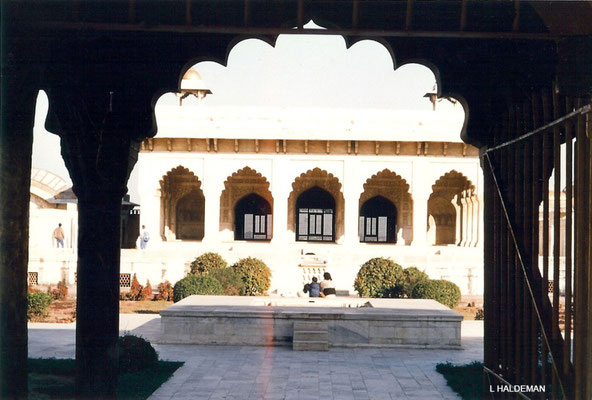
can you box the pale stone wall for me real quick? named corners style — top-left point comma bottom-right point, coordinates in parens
top-left (122, 145), bottom-right (485, 295)
top-left (27, 139), bottom-right (485, 296)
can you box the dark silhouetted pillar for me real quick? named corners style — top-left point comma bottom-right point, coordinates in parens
top-left (46, 85), bottom-right (153, 398)
top-left (0, 63), bottom-right (39, 398)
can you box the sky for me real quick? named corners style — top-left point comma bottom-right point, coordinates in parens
top-left (32, 22), bottom-right (459, 201)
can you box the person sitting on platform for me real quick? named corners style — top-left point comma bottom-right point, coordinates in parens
top-left (320, 272), bottom-right (336, 298)
top-left (309, 277), bottom-right (321, 298)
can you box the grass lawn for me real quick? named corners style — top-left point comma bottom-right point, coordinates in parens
top-left (28, 358), bottom-right (183, 399)
top-left (436, 361), bottom-right (484, 400)
top-left (119, 300), bottom-right (172, 314)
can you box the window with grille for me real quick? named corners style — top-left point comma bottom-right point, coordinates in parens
top-left (234, 193), bottom-right (272, 240)
top-left (28, 272), bottom-right (39, 286)
top-left (359, 196), bottom-right (397, 243)
top-left (296, 186), bottom-right (335, 242)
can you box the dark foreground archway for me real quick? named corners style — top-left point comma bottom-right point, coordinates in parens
top-left (2, 2), bottom-right (591, 398)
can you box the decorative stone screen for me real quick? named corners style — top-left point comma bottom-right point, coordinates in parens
top-left (119, 273), bottom-right (131, 288)
top-left (28, 272), bottom-right (38, 286)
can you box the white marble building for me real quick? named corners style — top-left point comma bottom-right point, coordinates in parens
top-left (130, 100), bottom-right (483, 295)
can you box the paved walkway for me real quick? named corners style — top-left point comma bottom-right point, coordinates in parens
top-left (28, 315), bottom-right (483, 400)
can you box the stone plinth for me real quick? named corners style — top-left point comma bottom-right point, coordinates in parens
top-left (159, 296), bottom-right (462, 349)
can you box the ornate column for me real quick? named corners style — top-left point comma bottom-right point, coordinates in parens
top-left (202, 159), bottom-right (223, 244)
top-left (342, 158), bottom-right (360, 246)
top-left (0, 59), bottom-right (39, 400)
top-left (453, 194), bottom-right (462, 246)
top-left (46, 83), bottom-right (155, 398)
top-left (411, 159), bottom-right (430, 247)
top-left (471, 193), bottom-right (480, 247)
top-left (271, 159), bottom-right (291, 244)
top-left (460, 191), bottom-right (469, 247)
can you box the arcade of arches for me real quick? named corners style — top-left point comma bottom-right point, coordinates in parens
top-left (153, 164), bottom-right (478, 248)
top-left (136, 137), bottom-right (483, 299)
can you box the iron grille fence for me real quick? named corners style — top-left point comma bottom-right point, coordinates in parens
top-left (482, 90), bottom-right (591, 399)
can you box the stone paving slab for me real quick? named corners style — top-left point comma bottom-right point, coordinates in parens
top-left (28, 315), bottom-right (483, 399)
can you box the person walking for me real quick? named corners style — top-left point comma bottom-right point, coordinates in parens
top-left (53, 223), bottom-right (65, 248)
top-left (140, 225), bottom-right (150, 250)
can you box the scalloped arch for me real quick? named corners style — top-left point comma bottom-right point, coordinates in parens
top-left (432, 170), bottom-right (474, 194)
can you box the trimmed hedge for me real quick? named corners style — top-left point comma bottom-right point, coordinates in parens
top-left (392, 267), bottom-right (430, 298)
top-left (190, 252), bottom-right (228, 275)
top-left (411, 279), bottom-right (461, 308)
top-left (232, 257), bottom-right (271, 296)
top-left (210, 267), bottom-right (245, 296)
top-left (354, 257), bottom-right (403, 298)
top-left (27, 292), bottom-right (53, 320)
top-left (173, 275), bottom-right (224, 302)
top-left (118, 335), bottom-right (158, 373)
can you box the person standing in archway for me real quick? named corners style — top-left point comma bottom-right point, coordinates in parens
top-left (140, 225), bottom-right (150, 250)
top-left (53, 223), bottom-right (65, 248)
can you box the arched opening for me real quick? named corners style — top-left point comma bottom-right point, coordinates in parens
top-left (160, 166), bottom-right (205, 241)
top-left (220, 167), bottom-right (273, 238)
top-left (359, 195), bottom-right (397, 243)
top-left (296, 186), bottom-right (336, 242)
top-left (359, 169), bottom-right (412, 245)
top-left (428, 170), bottom-right (475, 246)
top-left (287, 168), bottom-right (345, 242)
top-left (234, 193), bottom-right (272, 240)
top-left (175, 189), bottom-right (205, 240)
top-left (427, 196), bottom-right (456, 245)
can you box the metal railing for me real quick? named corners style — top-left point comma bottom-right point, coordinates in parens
top-left (482, 90), bottom-right (591, 399)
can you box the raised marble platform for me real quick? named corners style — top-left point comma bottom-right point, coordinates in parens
top-left (159, 296), bottom-right (462, 349)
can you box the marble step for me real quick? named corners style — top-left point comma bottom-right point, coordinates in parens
top-left (293, 321), bottom-right (328, 332)
top-left (293, 330), bottom-right (329, 342)
top-left (293, 340), bottom-right (329, 351)
top-left (293, 321), bottom-right (329, 351)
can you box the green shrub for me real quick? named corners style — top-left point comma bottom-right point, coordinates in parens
top-left (156, 281), bottom-right (174, 301)
top-left (411, 279), bottom-right (462, 308)
top-left (232, 257), bottom-right (271, 296)
top-left (28, 292), bottom-right (53, 320)
top-left (210, 267), bottom-right (244, 296)
top-left (436, 361), bottom-right (484, 399)
top-left (392, 267), bottom-right (430, 298)
top-left (354, 257), bottom-right (404, 298)
top-left (118, 335), bottom-right (158, 373)
top-left (173, 275), bottom-right (224, 302)
top-left (189, 252), bottom-right (228, 275)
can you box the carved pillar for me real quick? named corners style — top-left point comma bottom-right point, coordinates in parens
top-left (271, 159), bottom-right (290, 244)
top-left (203, 159), bottom-right (223, 244)
top-left (411, 160), bottom-right (430, 247)
top-left (460, 191), bottom-right (469, 247)
top-left (0, 61), bottom-right (39, 400)
top-left (465, 193), bottom-right (474, 247)
top-left (343, 158), bottom-right (360, 245)
top-left (46, 85), bottom-right (154, 398)
top-left (453, 194), bottom-right (462, 246)
top-left (471, 193), bottom-right (480, 247)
